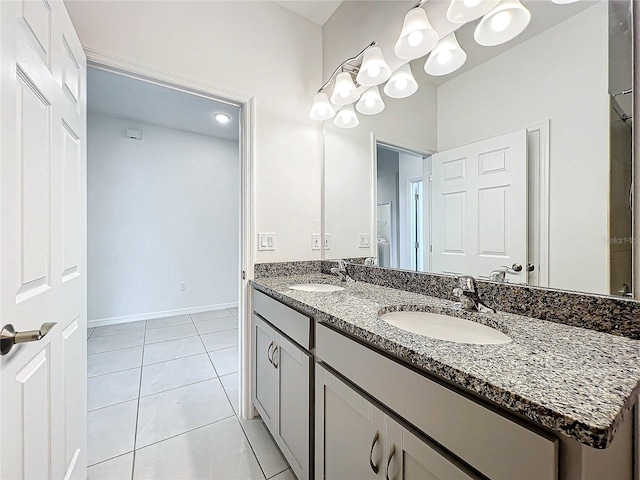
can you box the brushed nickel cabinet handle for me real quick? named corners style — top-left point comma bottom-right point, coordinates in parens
top-left (385, 444), bottom-right (396, 480)
top-left (272, 345), bottom-right (279, 369)
top-left (369, 430), bottom-right (380, 474)
top-left (1, 322), bottom-right (57, 356)
top-left (267, 341), bottom-right (274, 366)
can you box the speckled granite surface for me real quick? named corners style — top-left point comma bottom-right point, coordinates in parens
top-left (250, 273), bottom-right (640, 449)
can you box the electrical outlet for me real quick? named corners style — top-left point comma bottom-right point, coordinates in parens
top-left (312, 234), bottom-right (321, 250)
top-left (324, 234), bottom-right (331, 250)
top-left (180, 281), bottom-right (187, 291)
top-left (358, 233), bottom-right (370, 248)
top-left (258, 233), bottom-right (276, 251)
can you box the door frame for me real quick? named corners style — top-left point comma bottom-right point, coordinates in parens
top-left (83, 48), bottom-right (256, 419)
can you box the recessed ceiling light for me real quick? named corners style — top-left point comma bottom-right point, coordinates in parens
top-left (214, 113), bottom-right (231, 124)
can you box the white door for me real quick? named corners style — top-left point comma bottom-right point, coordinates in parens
top-left (430, 131), bottom-right (527, 281)
top-left (1, 1), bottom-right (87, 479)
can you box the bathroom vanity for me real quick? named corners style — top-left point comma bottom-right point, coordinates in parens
top-left (250, 269), bottom-right (639, 480)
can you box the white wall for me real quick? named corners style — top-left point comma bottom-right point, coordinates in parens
top-left (66, 0), bottom-right (323, 263)
top-left (437, 3), bottom-right (609, 294)
top-left (88, 114), bottom-right (239, 321)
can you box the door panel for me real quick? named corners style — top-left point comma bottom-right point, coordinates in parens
top-left (1, 1), bottom-right (87, 478)
top-left (317, 365), bottom-right (384, 480)
top-left (273, 331), bottom-right (311, 480)
top-left (431, 130), bottom-right (527, 279)
top-left (252, 314), bottom-right (274, 428)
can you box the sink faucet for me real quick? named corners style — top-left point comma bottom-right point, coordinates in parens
top-left (330, 260), bottom-right (354, 283)
top-left (453, 275), bottom-right (495, 313)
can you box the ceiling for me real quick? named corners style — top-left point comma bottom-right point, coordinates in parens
top-left (87, 68), bottom-right (240, 141)
top-left (274, 0), bottom-right (342, 25)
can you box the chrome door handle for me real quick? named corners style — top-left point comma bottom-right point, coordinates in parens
top-left (1, 322), bottom-right (57, 356)
top-left (369, 430), bottom-right (380, 474)
top-left (385, 444), bottom-right (396, 480)
top-left (267, 341), bottom-right (275, 366)
top-left (272, 345), bottom-right (279, 369)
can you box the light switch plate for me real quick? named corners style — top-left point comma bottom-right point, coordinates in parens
top-left (324, 234), bottom-right (331, 250)
top-left (258, 233), bottom-right (276, 251)
top-left (312, 234), bottom-right (321, 250)
top-left (358, 233), bottom-right (370, 248)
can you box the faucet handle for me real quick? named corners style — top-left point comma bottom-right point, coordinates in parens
top-left (337, 260), bottom-right (347, 269)
top-left (456, 275), bottom-right (476, 292)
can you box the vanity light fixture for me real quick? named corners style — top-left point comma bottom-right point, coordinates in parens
top-left (330, 71), bottom-right (360, 105)
top-left (394, 7), bottom-right (439, 61)
top-left (334, 104), bottom-right (360, 128)
top-left (446, 0), bottom-right (500, 24)
top-left (309, 92), bottom-right (336, 121)
top-left (356, 46), bottom-right (392, 86)
top-left (474, 0), bottom-right (531, 46)
top-left (383, 63), bottom-right (419, 99)
top-left (356, 86), bottom-right (385, 115)
top-left (214, 113), bottom-right (231, 123)
top-left (425, 32), bottom-right (467, 76)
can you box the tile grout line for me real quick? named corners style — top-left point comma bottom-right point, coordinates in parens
top-left (130, 319), bottom-right (148, 480)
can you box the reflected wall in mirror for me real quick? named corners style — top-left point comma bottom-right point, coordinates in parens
top-left (322, 0), bottom-right (634, 298)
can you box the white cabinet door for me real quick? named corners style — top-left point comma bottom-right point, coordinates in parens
top-left (385, 418), bottom-right (475, 480)
top-left (0, 1), bottom-right (87, 479)
top-left (272, 331), bottom-right (311, 480)
top-left (252, 314), bottom-right (275, 429)
top-left (430, 130), bottom-right (527, 279)
top-left (316, 365), bottom-right (385, 480)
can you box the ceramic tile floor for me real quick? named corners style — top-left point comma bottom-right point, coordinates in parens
top-left (87, 309), bottom-right (294, 480)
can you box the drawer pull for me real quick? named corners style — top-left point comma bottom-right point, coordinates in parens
top-left (267, 341), bottom-right (275, 366)
top-left (385, 444), bottom-right (396, 480)
top-left (369, 430), bottom-right (380, 474)
top-left (272, 345), bottom-right (280, 369)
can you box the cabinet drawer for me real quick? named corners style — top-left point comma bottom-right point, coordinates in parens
top-left (316, 323), bottom-right (558, 480)
top-left (253, 290), bottom-right (312, 350)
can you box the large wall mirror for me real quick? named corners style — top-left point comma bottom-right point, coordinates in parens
top-left (323, 0), bottom-right (634, 298)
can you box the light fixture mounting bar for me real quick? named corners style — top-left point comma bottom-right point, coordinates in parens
top-left (410, 0), bottom-right (429, 10)
top-left (317, 41), bottom-right (377, 93)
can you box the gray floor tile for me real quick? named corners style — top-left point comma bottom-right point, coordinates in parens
top-left (91, 321), bottom-right (146, 338)
top-left (191, 310), bottom-right (235, 322)
top-left (133, 417), bottom-right (264, 480)
top-left (140, 353), bottom-right (217, 397)
top-left (88, 331), bottom-right (145, 355)
top-left (143, 336), bottom-right (206, 365)
top-left (144, 323), bottom-right (198, 345)
top-left (227, 307), bottom-right (239, 318)
top-left (87, 328), bottom-right (95, 339)
top-left (136, 379), bottom-right (234, 448)
top-left (239, 417), bottom-right (289, 479)
top-left (194, 316), bottom-right (238, 335)
top-left (87, 453), bottom-right (133, 480)
top-left (88, 400), bottom-right (137, 466)
top-left (88, 368), bottom-right (141, 411)
top-left (220, 372), bottom-right (239, 414)
top-left (146, 314), bottom-right (192, 330)
top-left (88, 346), bottom-right (143, 377)
top-left (269, 469), bottom-right (296, 480)
top-left (208, 346), bottom-right (239, 376)
top-left (201, 328), bottom-right (238, 352)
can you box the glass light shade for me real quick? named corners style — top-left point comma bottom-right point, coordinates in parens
top-left (446, 0), bottom-right (500, 24)
top-left (550, 0), bottom-right (580, 3)
top-left (334, 104), bottom-right (359, 128)
top-left (356, 46), bottom-right (392, 86)
top-left (309, 92), bottom-right (336, 121)
top-left (474, 0), bottom-right (531, 47)
top-left (356, 86), bottom-right (385, 115)
top-left (394, 8), bottom-right (439, 61)
top-left (424, 33), bottom-right (467, 76)
top-left (383, 64), bottom-right (418, 99)
top-left (330, 71), bottom-right (360, 105)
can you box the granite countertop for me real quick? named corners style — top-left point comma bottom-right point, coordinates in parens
top-left (250, 274), bottom-right (640, 449)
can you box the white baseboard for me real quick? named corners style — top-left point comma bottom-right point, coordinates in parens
top-left (88, 302), bottom-right (238, 328)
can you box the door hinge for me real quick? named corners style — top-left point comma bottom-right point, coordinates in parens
top-left (429, 174), bottom-right (433, 181)
top-left (415, 241), bottom-right (420, 249)
top-left (242, 270), bottom-right (246, 280)
top-left (429, 245), bottom-right (433, 253)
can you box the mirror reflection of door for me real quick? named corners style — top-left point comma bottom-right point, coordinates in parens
top-left (376, 143), bottom-right (426, 271)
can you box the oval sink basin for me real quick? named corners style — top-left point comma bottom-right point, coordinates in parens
top-left (289, 283), bottom-right (344, 293)
top-left (380, 311), bottom-right (511, 345)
